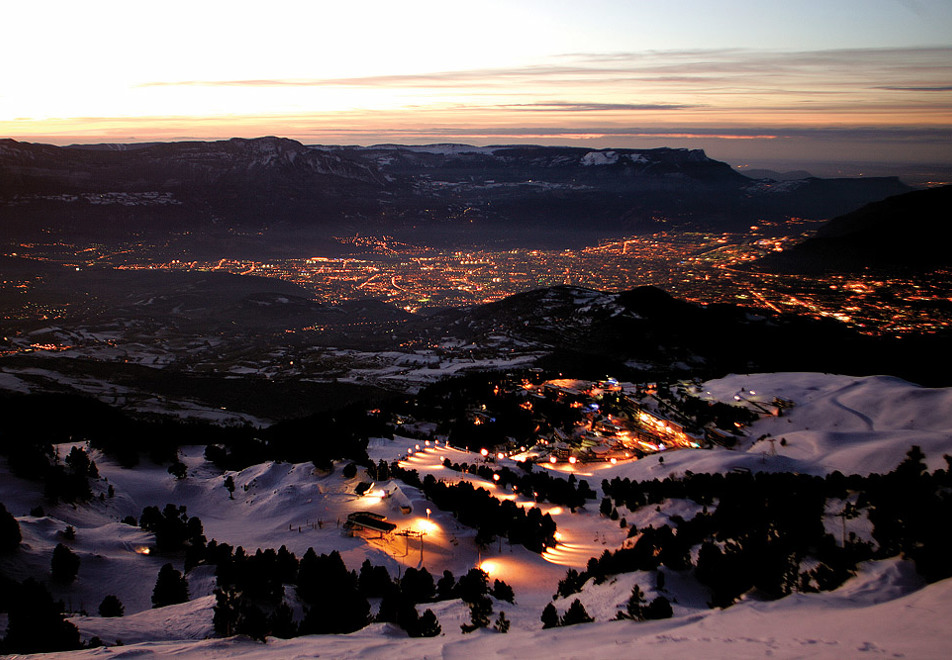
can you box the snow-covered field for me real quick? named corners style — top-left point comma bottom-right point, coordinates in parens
top-left (3, 372), bottom-right (952, 658)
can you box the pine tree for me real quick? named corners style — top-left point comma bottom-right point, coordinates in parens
top-left (541, 602), bottom-right (560, 629)
top-left (491, 578), bottom-right (515, 604)
top-left (416, 609), bottom-right (442, 637)
top-left (65, 446), bottom-right (94, 476)
top-left (643, 596), bottom-right (673, 620)
top-left (2, 578), bottom-right (81, 653)
top-left (401, 566), bottom-right (436, 603)
top-left (269, 603), bottom-right (297, 639)
top-left (237, 602), bottom-right (269, 642)
top-left (375, 590), bottom-right (403, 624)
top-left (460, 594), bottom-right (492, 633)
top-left (494, 610), bottom-right (511, 633)
top-left (213, 587), bottom-right (239, 636)
top-left (897, 445), bottom-right (927, 480)
top-left (556, 568), bottom-right (583, 599)
top-left (457, 567), bottom-right (489, 603)
top-left (299, 584), bottom-right (369, 634)
top-left (152, 563), bottom-right (189, 608)
top-left (560, 598), bottom-right (594, 626)
top-left (50, 543), bottom-right (80, 583)
top-left (624, 584), bottom-right (646, 620)
top-left (436, 569), bottom-right (457, 600)
top-left (359, 559), bottom-right (393, 597)
top-left (168, 461), bottom-right (187, 480)
top-left (98, 594), bottom-right (124, 617)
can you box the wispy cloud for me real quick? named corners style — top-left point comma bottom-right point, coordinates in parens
top-left (131, 46), bottom-right (952, 135)
top-left (138, 46), bottom-right (952, 91)
top-left (10, 45), bottom-right (951, 167)
top-left (874, 85), bottom-right (952, 91)
top-left (494, 102), bottom-right (699, 112)
top-left (289, 124), bottom-right (951, 144)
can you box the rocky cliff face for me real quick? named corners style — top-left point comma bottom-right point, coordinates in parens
top-left (0, 136), bottom-right (384, 193)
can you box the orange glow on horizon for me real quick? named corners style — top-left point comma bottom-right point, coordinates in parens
top-left (2, 2), bottom-right (948, 171)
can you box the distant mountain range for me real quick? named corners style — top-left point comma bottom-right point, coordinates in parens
top-left (0, 137), bottom-right (911, 253)
top-left (752, 185), bottom-right (952, 273)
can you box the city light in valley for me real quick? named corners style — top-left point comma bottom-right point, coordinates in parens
top-left (8, 228), bottom-right (945, 337)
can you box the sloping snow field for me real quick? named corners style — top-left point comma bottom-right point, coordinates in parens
top-left (2, 372), bottom-right (951, 658)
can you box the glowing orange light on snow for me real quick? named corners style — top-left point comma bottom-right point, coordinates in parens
top-left (479, 560), bottom-right (498, 575)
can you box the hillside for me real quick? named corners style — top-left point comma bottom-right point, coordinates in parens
top-left (414, 285), bottom-right (952, 386)
top-left (752, 185), bottom-right (952, 273)
top-left (2, 372), bottom-right (952, 657)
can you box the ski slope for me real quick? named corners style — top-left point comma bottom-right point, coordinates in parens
top-left (2, 372), bottom-right (951, 658)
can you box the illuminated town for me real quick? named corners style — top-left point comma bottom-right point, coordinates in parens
top-left (4, 228), bottom-right (949, 337)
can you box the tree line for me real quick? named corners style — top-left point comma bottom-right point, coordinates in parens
top-left (442, 459), bottom-right (596, 510)
top-left (388, 462), bottom-right (558, 554)
top-left (561, 446), bottom-right (952, 610)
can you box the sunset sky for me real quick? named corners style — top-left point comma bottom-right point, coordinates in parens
top-left (2, 0), bottom-right (950, 171)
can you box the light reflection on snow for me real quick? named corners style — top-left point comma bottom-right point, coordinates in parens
top-left (479, 559), bottom-right (499, 575)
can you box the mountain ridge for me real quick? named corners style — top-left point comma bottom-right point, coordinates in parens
top-left (0, 137), bottom-right (911, 252)
top-left (752, 185), bottom-right (952, 273)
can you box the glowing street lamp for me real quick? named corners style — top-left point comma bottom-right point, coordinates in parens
top-left (479, 559), bottom-right (497, 575)
top-left (480, 448), bottom-right (489, 457)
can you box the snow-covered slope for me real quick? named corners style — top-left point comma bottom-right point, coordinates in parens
top-left (2, 372), bottom-right (951, 658)
top-left (31, 569), bottom-right (952, 659)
